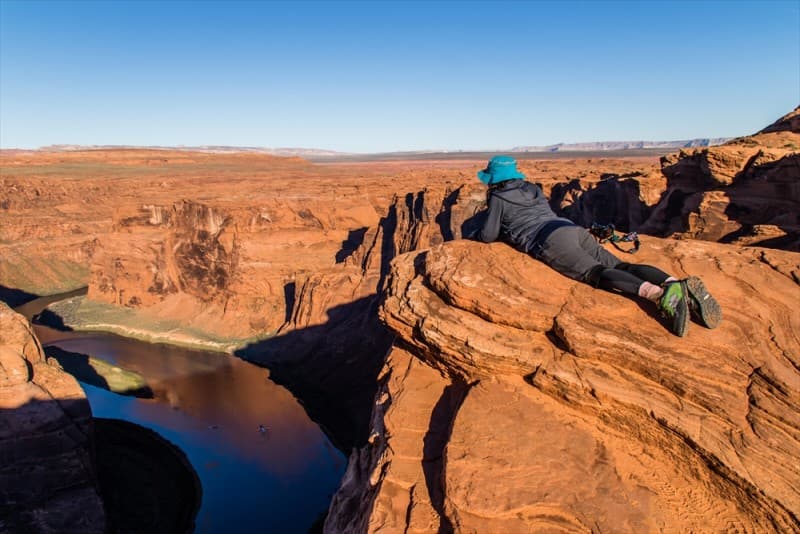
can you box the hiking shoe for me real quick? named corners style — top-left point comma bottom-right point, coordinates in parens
top-left (658, 280), bottom-right (690, 337)
top-left (685, 276), bottom-right (721, 329)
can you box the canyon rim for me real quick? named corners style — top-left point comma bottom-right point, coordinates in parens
top-left (0, 108), bottom-right (798, 532)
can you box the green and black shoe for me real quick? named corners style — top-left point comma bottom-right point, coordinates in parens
top-left (658, 280), bottom-right (690, 337)
top-left (685, 276), bottom-right (722, 329)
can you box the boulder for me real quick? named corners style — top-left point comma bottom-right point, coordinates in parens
top-left (328, 238), bottom-right (800, 532)
top-left (640, 107), bottom-right (800, 250)
top-left (0, 302), bottom-right (105, 532)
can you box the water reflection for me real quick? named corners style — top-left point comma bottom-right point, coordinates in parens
top-left (17, 293), bottom-right (345, 533)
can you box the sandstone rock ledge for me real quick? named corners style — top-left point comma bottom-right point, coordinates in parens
top-left (0, 302), bottom-right (105, 532)
top-left (326, 239), bottom-right (800, 533)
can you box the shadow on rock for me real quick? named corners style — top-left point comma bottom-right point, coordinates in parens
top-left (652, 148), bottom-right (799, 251)
top-left (235, 296), bottom-right (394, 453)
top-left (1, 398), bottom-right (105, 532)
top-left (436, 186), bottom-right (463, 242)
top-left (423, 382), bottom-right (470, 534)
top-left (0, 284), bottom-right (39, 308)
top-left (94, 417), bottom-right (202, 534)
top-left (0, 401), bottom-right (200, 533)
top-left (336, 227), bottom-right (369, 264)
top-left (44, 346), bottom-right (153, 398)
top-left (32, 308), bottom-right (74, 331)
top-left (550, 175), bottom-right (651, 232)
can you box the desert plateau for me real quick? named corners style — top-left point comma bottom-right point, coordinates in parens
top-left (1, 106), bottom-right (798, 532)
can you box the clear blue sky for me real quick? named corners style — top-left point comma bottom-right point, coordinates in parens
top-left (1, 0), bottom-right (798, 152)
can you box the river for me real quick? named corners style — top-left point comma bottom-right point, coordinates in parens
top-left (15, 292), bottom-right (346, 533)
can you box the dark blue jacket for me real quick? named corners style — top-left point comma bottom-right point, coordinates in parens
top-left (476, 179), bottom-right (575, 254)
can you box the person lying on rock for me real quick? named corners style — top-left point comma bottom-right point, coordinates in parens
top-left (471, 155), bottom-right (721, 337)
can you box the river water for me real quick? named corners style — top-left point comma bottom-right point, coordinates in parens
top-left (15, 293), bottom-right (346, 533)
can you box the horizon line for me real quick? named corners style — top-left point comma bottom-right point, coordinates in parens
top-left (0, 136), bottom-right (735, 156)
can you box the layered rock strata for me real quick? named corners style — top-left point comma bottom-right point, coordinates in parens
top-left (2, 111), bottom-right (798, 531)
top-left (327, 239), bottom-right (800, 532)
top-left (0, 302), bottom-right (105, 532)
top-left (236, 184), bottom-right (488, 449)
top-left (640, 107), bottom-right (800, 249)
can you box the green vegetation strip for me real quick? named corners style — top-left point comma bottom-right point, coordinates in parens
top-left (45, 346), bottom-right (152, 398)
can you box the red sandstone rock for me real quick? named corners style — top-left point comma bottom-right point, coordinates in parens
top-left (329, 238), bottom-right (800, 532)
top-left (2, 110), bottom-right (799, 532)
top-left (0, 303), bottom-right (105, 532)
top-left (640, 107), bottom-right (800, 249)
top-left (325, 347), bottom-right (455, 533)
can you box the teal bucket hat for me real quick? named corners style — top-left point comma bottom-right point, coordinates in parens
top-left (477, 155), bottom-right (525, 185)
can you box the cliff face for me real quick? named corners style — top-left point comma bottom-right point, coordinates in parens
top-left (234, 184), bottom-right (488, 450)
top-left (326, 239), bottom-right (800, 532)
top-left (80, 180), bottom-right (488, 347)
top-left (2, 112), bottom-right (799, 531)
top-left (535, 108), bottom-right (800, 252)
top-left (88, 197), bottom-right (382, 339)
top-left (639, 107), bottom-right (800, 250)
top-left (0, 303), bottom-right (105, 532)
top-left (70, 179), bottom-right (490, 452)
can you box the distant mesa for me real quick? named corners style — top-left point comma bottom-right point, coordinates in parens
top-left (11, 138), bottom-right (732, 157)
top-left (510, 138), bottom-right (731, 152)
top-left (33, 144), bottom-right (349, 157)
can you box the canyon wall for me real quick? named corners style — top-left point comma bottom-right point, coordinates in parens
top-left (323, 111), bottom-right (800, 531)
top-left (326, 239), bottom-right (800, 532)
top-left (1, 109), bottom-right (798, 531)
top-left (0, 303), bottom-right (105, 532)
top-left (545, 107), bottom-right (800, 251)
top-left (639, 107), bottom-right (800, 249)
top-left (87, 197), bottom-right (383, 339)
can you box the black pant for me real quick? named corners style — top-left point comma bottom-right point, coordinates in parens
top-left (537, 225), bottom-right (669, 296)
top-left (588, 262), bottom-right (670, 296)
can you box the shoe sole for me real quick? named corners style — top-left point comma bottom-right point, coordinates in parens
top-left (659, 281), bottom-right (690, 337)
top-left (686, 276), bottom-right (721, 329)
top-left (675, 281), bottom-right (690, 337)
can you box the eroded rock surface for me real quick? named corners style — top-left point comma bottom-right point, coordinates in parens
top-left (640, 107), bottom-right (800, 249)
top-left (235, 184), bottom-right (487, 449)
top-left (328, 239), bottom-right (800, 532)
top-left (0, 302), bottom-right (105, 532)
top-left (2, 112), bottom-right (798, 531)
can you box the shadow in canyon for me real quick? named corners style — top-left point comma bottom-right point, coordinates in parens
top-left (94, 417), bottom-right (202, 534)
top-left (0, 400), bottom-right (201, 534)
top-left (336, 227), bottom-right (369, 264)
top-left (422, 381), bottom-right (471, 534)
top-left (263, 179), bottom-right (679, 457)
top-left (283, 281), bottom-right (296, 323)
top-left (233, 194), bottom-right (414, 453)
top-left (550, 174), bottom-right (651, 232)
top-left (436, 186), bottom-right (462, 242)
top-left (0, 284), bottom-right (39, 308)
top-left (43, 346), bottom-right (154, 399)
top-left (43, 345), bottom-right (109, 389)
top-left (657, 153), bottom-right (800, 251)
top-left (31, 307), bottom-right (74, 331)
top-left (720, 226), bottom-right (799, 250)
top-left (551, 156), bottom-right (799, 253)
top-left (235, 296), bottom-right (393, 453)
top-left (236, 188), bottom-right (470, 454)
top-left (378, 202), bottom-right (399, 290)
